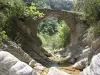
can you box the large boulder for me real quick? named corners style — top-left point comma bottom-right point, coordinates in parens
top-left (80, 53), bottom-right (100, 75)
top-left (0, 51), bottom-right (37, 75)
top-left (47, 67), bottom-right (70, 75)
top-left (72, 47), bottom-right (90, 70)
top-left (73, 58), bottom-right (88, 70)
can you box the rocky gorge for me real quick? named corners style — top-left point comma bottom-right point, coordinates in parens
top-left (0, 0), bottom-right (100, 74)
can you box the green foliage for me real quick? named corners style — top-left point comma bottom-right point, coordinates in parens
top-left (55, 21), bottom-right (70, 48)
top-left (84, 0), bottom-right (100, 22)
top-left (0, 0), bottom-right (25, 17)
top-left (38, 17), bottom-right (59, 35)
top-left (73, 0), bottom-right (84, 12)
top-left (31, 0), bottom-right (50, 8)
top-left (38, 21), bottom-right (70, 49)
top-left (24, 3), bottom-right (44, 19)
top-left (84, 0), bottom-right (100, 37)
top-left (48, 0), bottom-right (72, 10)
top-left (0, 0), bottom-right (42, 46)
top-left (0, 0), bottom-right (43, 24)
top-left (88, 22), bottom-right (100, 37)
top-left (0, 30), bottom-right (7, 47)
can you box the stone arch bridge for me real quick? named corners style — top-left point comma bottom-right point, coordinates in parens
top-left (9, 9), bottom-right (86, 66)
top-left (37, 9), bottom-right (85, 43)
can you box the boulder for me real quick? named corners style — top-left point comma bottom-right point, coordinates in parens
top-left (3, 38), bottom-right (34, 64)
top-left (73, 58), bottom-right (88, 70)
top-left (72, 47), bottom-right (90, 70)
top-left (0, 51), bottom-right (38, 75)
top-left (34, 63), bottom-right (45, 71)
top-left (29, 60), bottom-right (37, 67)
top-left (91, 36), bottom-right (100, 50)
top-left (80, 53), bottom-right (100, 75)
top-left (47, 67), bottom-right (70, 75)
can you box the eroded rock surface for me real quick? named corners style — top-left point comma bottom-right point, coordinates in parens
top-left (80, 53), bottom-right (100, 75)
top-left (0, 51), bottom-right (37, 75)
top-left (47, 67), bottom-right (70, 75)
top-left (69, 35), bottom-right (100, 70)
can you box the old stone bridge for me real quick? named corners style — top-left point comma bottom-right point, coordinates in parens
top-left (9, 9), bottom-right (86, 66)
top-left (38, 9), bottom-right (85, 43)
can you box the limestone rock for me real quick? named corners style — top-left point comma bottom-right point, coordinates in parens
top-left (29, 60), bottom-right (37, 68)
top-left (0, 51), bottom-right (38, 75)
top-left (72, 46), bottom-right (90, 70)
top-left (73, 58), bottom-right (88, 70)
top-left (91, 36), bottom-right (100, 49)
top-left (72, 37), bottom-right (100, 70)
top-left (3, 38), bottom-right (33, 64)
top-left (80, 53), bottom-right (100, 75)
top-left (34, 63), bottom-right (45, 71)
top-left (47, 67), bottom-right (70, 75)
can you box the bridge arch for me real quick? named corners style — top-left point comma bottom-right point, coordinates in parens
top-left (37, 9), bottom-right (85, 44)
top-left (10, 9), bottom-right (86, 66)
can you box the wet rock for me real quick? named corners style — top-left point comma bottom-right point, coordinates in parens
top-left (47, 67), bottom-right (70, 75)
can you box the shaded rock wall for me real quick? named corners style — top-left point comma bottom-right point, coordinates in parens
top-left (2, 38), bottom-right (34, 64)
top-left (7, 17), bottom-right (53, 66)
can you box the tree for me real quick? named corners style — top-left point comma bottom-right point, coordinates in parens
top-left (0, 0), bottom-right (43, 46)
top-left (73, 0), bottom-right (84, 12)
top-left (84, 0), bottom-right (100, 22)
top-left (25, 0), bottom-right (50, 8)
top-left (38, 17), bottom-right (59, 35)
top-left (48, 0), bottom-right (73, 10)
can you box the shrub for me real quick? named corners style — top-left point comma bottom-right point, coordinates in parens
top-left (38, 21), bottom-right (70, 49)
top-left (0, 0), bottom-right (43, 46)
top-left (38, 17), bottom-right (58, 35)
top-left (84, 0), bottom-right (100, 37)
top-left (84, 0), bottom-right (100, 22)
top-left (54, 21), bottom-right (70, 48)
top-left (88, 22), bottom-right (100, 37)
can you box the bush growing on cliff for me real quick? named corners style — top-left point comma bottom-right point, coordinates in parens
top-left (88, 22), bottom-right (100, 37)
top-left (84, 0), bottom-right (100, 22)
top-left (84, 0), bottom-right (100, 37)
top-left (0, 0), bottom-right (43, 46)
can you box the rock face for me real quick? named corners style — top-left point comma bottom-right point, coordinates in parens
top-left (3, 38), bottom-right (34, 64)
top-left (80, 53), bottom-right (100, 75)
top-left (7, 17), bottom-right (53, 66)
top-left (0, 51), bottom-right (37, 75)
top-left (47, 67), bottom-right (70, 75)
top-left (74, 36), bottom-right (100, 70)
